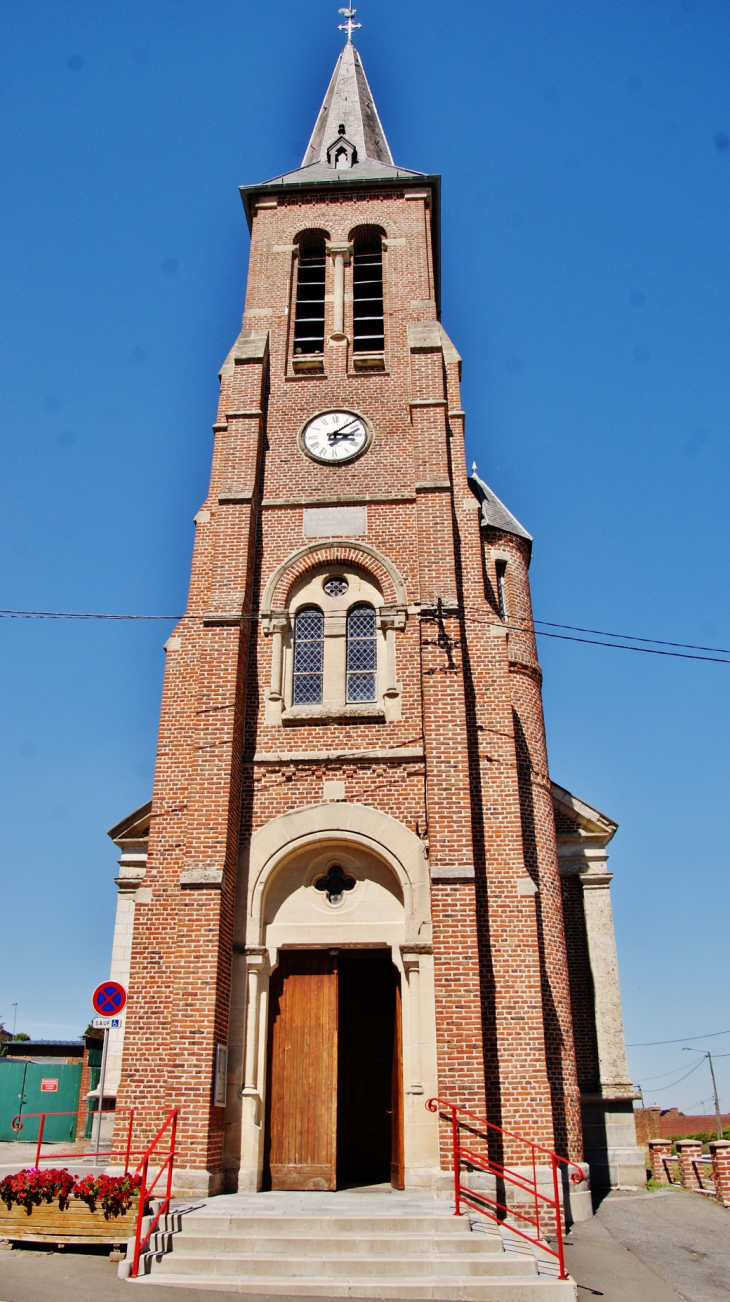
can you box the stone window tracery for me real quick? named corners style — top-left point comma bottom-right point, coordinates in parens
top-left (263, 565), bottom-right (405, 726)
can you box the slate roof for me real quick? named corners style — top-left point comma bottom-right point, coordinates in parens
top-left (467, 467), bottom-right (533, 545)
top-left (303, 39), bottom-right (393, 168)
top-left (251, 158), bottom-right (428, 192)
top-left (239, 40), bottom-right (436, 220)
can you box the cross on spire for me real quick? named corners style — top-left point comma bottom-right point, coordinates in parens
top-left (338, 7), bottom-right (361, 42)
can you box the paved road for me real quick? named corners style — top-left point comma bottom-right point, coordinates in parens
top-left (0, 1140), bottom-right (104, 1181)
top-left (565, 1187), bottom-right (730, 1302)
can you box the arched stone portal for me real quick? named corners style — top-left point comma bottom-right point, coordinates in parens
top-left (224, 804), bottom-right (441, 1192)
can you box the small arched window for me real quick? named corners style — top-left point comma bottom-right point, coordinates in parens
top-left (495, 560), bottom-right (508, 621)
top-left (352, 231), bottom-right (384, 355)
top-left (346, 605), bottom-right (377, 702)
top-left (293, 607), bottom-right (324, 705)
top-left (293, 232), bottom-right (327, 359)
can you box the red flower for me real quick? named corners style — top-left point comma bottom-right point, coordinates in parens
top-left (73, 1171), bottom-right (141, 1218)
top-left (0, 1168), bottom-right (140, 1218)
top-left (0, 1167), bottom-right (75, 1212)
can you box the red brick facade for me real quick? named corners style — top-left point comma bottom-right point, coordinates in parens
top-left (114, 48), bottom-right (587, 1193)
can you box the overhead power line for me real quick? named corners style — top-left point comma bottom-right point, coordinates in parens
top-left (636, 1052), bottom-right (730, 1086)
top-left (525, 628), bottom-right (727, 664)
top-left (642, 1058), bottom-right (705, 1093)
top-left (0, 607), bottom-right (727, 664)
top-left (627, 1029), bottom-right (730, 1047)
top-left (533, 619), bottom-right (730, 657)
top-left (0, 609), bottom-right (180, 621)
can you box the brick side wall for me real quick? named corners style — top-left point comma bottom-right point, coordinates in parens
top-left (560, 877), bottom-right (601, 1094)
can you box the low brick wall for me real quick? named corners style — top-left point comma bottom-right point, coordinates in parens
top-left (636, 1108), bottom-right (730, 1144)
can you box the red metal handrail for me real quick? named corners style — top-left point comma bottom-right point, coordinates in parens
top-left (427, 1097), bottom-right (584, 1282)
top-left (130, 1109), bottom-right (178, 1279)
top-left (9, 1106), bottom-right (171, 1175)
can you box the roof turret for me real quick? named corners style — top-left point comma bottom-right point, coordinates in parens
top-left (468, 465), bottom-right (533, 549)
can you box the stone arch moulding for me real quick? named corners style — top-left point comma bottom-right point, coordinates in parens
top-left (261, 540), bottom-right (408, 614)
top-left (243, 801), bottom-right (431, 948)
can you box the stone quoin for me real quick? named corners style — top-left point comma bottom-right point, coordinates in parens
top-left (105, 20), bottom-right (644, 1205)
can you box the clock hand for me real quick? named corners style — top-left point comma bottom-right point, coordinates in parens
top-left (327, 418), bottom-right (359, 441)
top-left (328, 429), bottom-right (359, 443)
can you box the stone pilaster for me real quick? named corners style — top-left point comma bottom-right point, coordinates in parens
top-left (556, 793), bottom-right (644, 1192)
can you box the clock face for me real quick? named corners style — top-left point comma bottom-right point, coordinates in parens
top-left (300, 410), bottom-right (371, 464)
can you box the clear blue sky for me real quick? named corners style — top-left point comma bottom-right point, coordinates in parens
top-left (1, 0), bottom-right (728, 1115)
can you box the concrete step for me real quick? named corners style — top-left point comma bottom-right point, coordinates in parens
top-left (133, 1199), bottom-right (576, 1299)
top-left (169, 1233), bottom-right (503, 1256)
top-left (136, 1274), bottom-right (576, 1299)
top-left (151, 1252), bottom-right (537, 1279)
top-left (179, 1213), bottom-right (474, 1235)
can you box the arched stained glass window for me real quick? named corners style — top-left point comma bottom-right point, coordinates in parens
top-left (293, 607), bottom-right (324, 704)
top-left (346, 605), bottom-right (377, 702)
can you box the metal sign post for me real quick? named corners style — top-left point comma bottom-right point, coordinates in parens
top-left (90, 980), bottom-right (127, 1167)
top-left (94, 1026), bottom-right (110, 1166)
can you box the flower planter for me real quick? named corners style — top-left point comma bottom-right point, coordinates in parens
top-left (0, 1191), bottom-right (141, 1244)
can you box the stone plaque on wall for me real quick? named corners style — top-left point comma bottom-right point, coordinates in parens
top-left (302, 506), bottom-right (367, 537)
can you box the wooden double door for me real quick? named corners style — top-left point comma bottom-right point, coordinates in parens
top-left (265, 949), bottom-right (403, 1191)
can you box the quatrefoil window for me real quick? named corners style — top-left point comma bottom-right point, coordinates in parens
top-left (314, 864), bottom-right (356, 905)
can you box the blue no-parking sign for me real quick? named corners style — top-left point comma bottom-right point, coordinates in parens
top-left (91, 981), bottom-right (127, 1017)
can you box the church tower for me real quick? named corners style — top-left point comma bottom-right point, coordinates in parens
top-left (112, 16), bottom-right (641, 1203)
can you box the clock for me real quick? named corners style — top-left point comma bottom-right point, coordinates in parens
top-left (299, 409), bottom-right (372, 464)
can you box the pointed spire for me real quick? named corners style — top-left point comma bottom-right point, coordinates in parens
top-left (302, 39), bottom-right (393, 169)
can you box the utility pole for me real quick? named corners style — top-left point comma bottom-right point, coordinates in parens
top-left (707, 1052), bottom-right (724, 1141)
top-left (684, 1047), bottom-right (724, 1141)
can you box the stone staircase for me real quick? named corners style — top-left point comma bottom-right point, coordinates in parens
top-left (124, 1190), bottom-right (576, 1298)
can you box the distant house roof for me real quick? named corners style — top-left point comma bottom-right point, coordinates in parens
top-left (2, 1039), bottom-right (84, 1058)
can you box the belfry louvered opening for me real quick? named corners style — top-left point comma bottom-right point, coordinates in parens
top-left (293, 231), bottom-right (327, 359)
top-left (293, 607), bottom-right (324, 705)
top-left (352, 229), bottom-right (384, 355)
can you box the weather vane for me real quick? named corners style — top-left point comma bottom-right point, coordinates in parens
top-left (338, 7), bottom-right (361, 41)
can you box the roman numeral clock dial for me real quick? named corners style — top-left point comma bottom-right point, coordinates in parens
top-left (299, 410), bottom-right (372, 464)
